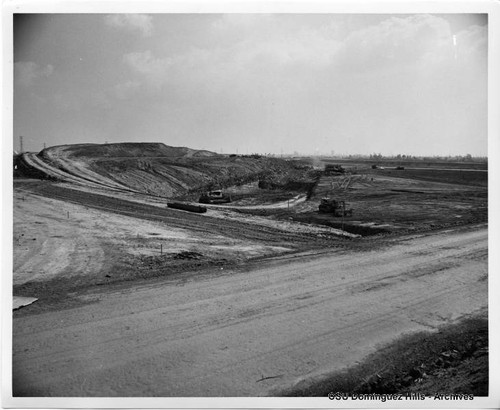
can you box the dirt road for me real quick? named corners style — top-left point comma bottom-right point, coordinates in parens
top-left (13, 182), bottom-right (302, 292)
top-left (16, 181), bottom-right (336, 245)
top-left (13, 226), bottom-right (487, 397)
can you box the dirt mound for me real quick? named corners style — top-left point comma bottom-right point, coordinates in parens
top-left (23, 143), bottom-right (314, 199)
top-left (39, 142), bottom-right (217, 159)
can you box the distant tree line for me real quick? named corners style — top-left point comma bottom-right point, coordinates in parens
top-left (363, 153), bottom-right (487, 162)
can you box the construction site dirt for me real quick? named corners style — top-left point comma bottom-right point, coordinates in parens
top-left (12, 145), bottom-right (488, 397)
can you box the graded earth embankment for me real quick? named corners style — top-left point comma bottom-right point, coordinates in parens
top-left (18, 143), bottom-right (315, 198)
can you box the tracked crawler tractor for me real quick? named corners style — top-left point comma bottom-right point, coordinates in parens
top-left (318, 198), bottom-right (353, 217)
top-left (199, 190), bottom-right (232, 204)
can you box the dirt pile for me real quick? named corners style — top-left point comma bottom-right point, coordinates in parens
top-left (21, 143), bottom-right (314, 199)
top-left (39, 142), bottom-right (216, 159)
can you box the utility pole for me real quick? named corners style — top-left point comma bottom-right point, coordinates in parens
top-left (19, 136), bottom-right (24, 153)
top-left (341, 201), bottom-right (345, 232)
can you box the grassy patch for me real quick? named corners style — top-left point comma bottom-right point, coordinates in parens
top-left (283, 314), bottom-right (488, 396)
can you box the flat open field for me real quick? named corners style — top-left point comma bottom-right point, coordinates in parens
top-left (11, 145), bottom-right (488, 397)
top-left (233, 167), bottom-right (487, 236)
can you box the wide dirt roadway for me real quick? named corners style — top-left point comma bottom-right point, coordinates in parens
top-left (13, 226), bottom-right (487, 397)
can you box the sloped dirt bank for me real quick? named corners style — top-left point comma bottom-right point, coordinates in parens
top-left (19, 143), bottom-right (317, 199)
top-left (281, 312), bottom-right (488, 397)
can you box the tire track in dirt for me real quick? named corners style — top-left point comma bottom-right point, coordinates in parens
top-left (18, 182), bottom-right (336, 246)
top-left (13, 227), bottom-right (487, 396)
top-left (13, 190), bottom-right (106, 285)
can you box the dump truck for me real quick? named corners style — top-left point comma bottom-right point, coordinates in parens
top-left (318, 198), bottom-right (353, 217)
top-left (199, 190), bottom-right (232, 204)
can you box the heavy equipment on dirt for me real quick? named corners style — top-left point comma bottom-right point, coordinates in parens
top-left (199, 190), bottom-right (232, 204)
top-left (324, 164), bottom-right (346, 175)
top-left (167, 202), bottom-right (207, 213)
top-left (318, 198), bottom-right (353, 217)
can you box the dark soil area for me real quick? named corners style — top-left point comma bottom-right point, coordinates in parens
top-left (232, 161), bottom-right (488, 236)
top-left (14, 154), bottom-right (58, 181)
top-left (370, 168), bottom-right (488, 187)
top-left (234, 189), bottom-right (487, 237)
top-left (323, 157), bottom-right (488, 171)
top-left (282, 313), bottom-right (488, 397)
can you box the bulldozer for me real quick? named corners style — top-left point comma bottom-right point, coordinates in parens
top-left (318, 198), bottom-right (353, 217)
top-left (199, 190), bottom-right (232, 204)
top-left (324, 164), bottom-right (346, 175)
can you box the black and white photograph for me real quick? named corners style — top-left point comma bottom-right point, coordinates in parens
top-left (2, 0), bottom-right (499, 408)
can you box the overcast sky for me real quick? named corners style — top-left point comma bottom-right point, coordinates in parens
top-left (13, 13), bottom-right (487, 156)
